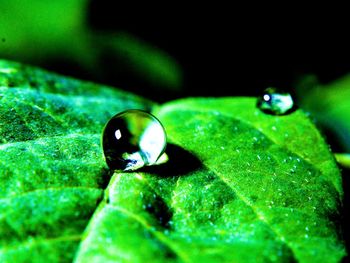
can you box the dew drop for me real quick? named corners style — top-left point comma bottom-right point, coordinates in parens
top-left (257, 87), bottom-right (295, 115)
top-left (102, 109), bottom-right (167, 171)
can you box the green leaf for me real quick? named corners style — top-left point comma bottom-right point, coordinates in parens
top-left (0, 60), bottom-right (154, 262)
top-left (75, 99), bottom-right (346, 262)
top-left (296, 74), bottom-right (350, 152)
top-left (99, 32), bottom-right (183, 92)
top-left (0, 60), bottom-right (346, 262)
top-left (0, 2), bottom-right (183, 94)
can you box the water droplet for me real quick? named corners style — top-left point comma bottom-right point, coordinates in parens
top-left (257, 87), bottom-right (295, 115)
top-left (102, 109), bottom-right (167, 171)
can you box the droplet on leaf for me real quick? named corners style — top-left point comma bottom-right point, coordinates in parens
top-left (257, 87), bottom-right (295, 115)
top-left (102, 109), bottom-right (167, 171)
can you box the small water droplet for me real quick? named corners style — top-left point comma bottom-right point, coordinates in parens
top-left (102, 110), bottom-right (167, 171)
top-left (257, 87), bottom-right (295, 115)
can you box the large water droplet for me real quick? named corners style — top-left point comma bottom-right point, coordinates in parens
top-left (102, 109), bottom-right (167, 171)
top-left (257, 87), bottom-right (295, 115)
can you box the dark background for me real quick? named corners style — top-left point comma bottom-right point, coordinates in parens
top-left (2, 2), bottom-right (350, 101)
top-left (84, 3), bottom-right (350, 100)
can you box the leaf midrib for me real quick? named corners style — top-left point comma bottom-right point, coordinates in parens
top-left (75, 173), bottom-right (191, 263)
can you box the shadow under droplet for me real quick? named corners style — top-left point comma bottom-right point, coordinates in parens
top-left (97, 166), bottom-right (114, 189)
top-left (141, 143), bottom-right (202, 177)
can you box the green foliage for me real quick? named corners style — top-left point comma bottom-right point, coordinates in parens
top-left (0, 60), bottom-right (346, 262)
top-left (0, 1), bottom-right (183, 93)
top-left (0, 60), bottom-right (153, 262)
top-left (297, 75), bottom-right (350, 152)
top-left (101, 32), bottom-right (183, 91)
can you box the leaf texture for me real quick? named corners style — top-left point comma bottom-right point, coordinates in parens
top-left (0, 60), bottom-right (346, 262)
top-left (75, 98), bottom-right (346, 262)
top-left (0, 60), bottom-right (154, 262)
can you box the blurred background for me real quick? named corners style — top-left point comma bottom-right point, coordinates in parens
top-left (0, 2), bottom-right (349, 99)
top-left (1, 1), bottom-right (350, 152)
top-left (1, 1), bottom-right (350, 258)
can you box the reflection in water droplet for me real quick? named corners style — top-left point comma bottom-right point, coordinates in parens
top-left (257, 87), bottom-right (295, 115)
top-left (102, 109), bottom-right (167, 171)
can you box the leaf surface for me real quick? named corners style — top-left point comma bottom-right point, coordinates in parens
top-left (0, 60), bottom-right (154, 262)
top-left (0, 60), bottom-right (346, 262)
top-left (75, 98), bottom-right (346, 262)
